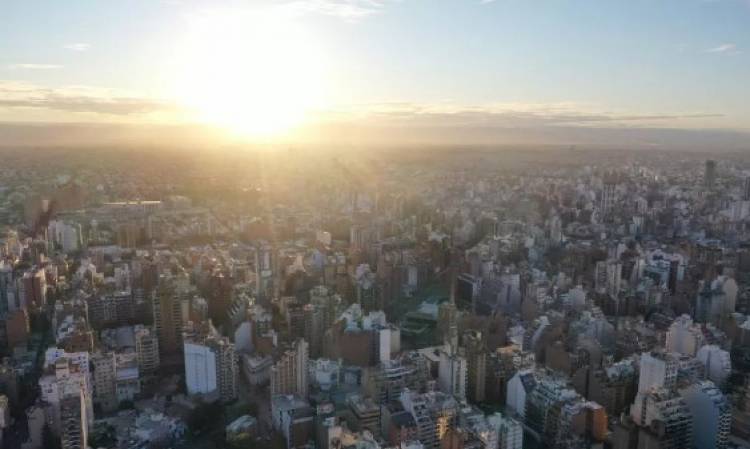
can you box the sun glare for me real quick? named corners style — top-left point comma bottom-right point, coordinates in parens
top-left (173, 9), bottom-right (328, 138)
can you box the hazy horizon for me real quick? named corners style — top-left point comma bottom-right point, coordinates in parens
top-left (3, 0), bottom-right (750, 149)
top-left (0, 121), bottom-right (748, 152)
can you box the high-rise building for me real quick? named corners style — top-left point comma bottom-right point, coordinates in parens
top-left (600, 175), bottom-right (617, 216)
top-left (665, 315), bottom-right (705, 357)
top-left (631, 388), bottom-right (693, 449)
top-left (48, 220), bottom-right (82, 254)
top-left (637, 352), bottom-right (677, 394)
top-left (455, 273), bottom-right (481, 311)
top-left (695, 276), bottom-right (737, 327)
top-left (348, 394), bottom-right (381, 436)
top-left (680, 381), bottom-right (730, 449)
top-left (303, 303), bottom-right (326, 358)
top-left (487, 413), bottom-right (523, 449)
top-left (183, 322), bottom-right (238, 402)
top-left (0, 262), bottom-right (12, 314)
top-left (696, 345), bottom-right (731, 387)
top-left (152, 275), bottom-right (185, 360)
top-left (462, 330), bottom-right (486, 403)
top-left (114, 353), bottom-right (140, 403)
top-left (91, 352), bottom-right (118, 412)
top-left (0, 394), bottom-right (8, 448)
top-left (355, 264), bottom-right (380, 312)
top-left (88, 291), bottom-right (135, 329)
top-left (437, 301), bottom-right (458, 348)
top-left (38, 349), bottom-right (94, 437)
top-left (368, 354), bottom-right (430, 403)
top-left (21, 268), bottom-right (47, 308)
top-left (524, 377), bottom-right (578, 437)
top-left (3, 308), bottom-right (30, 349)
top-left (208, 270), bottom-right (233, 326)
top-left (0, 358), bottom-right (20, 406)
top-left (506, 369), bottom-right (537, 419)
top-left (606, 260), bottom-right (623, 300)
top-left (438, 349), bottom-right (467, 401)
top-left (309, 285), bottom-right (343, 330)
top-left (572, 360), bottom-right (637, 418)
top-left (60, 393), bottom-right (89, 449)
top-left (705, 160), bottom-right (717, 189)
top-left (731, 377), bottom-right (750, 439)
top-left (399, 389), bottom-right (459, 449)
top-left (271, 339), bottom-right (309, 398)
top-left (134, 325), bottom-right (160, 376)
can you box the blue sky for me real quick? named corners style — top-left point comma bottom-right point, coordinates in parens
top-left (1, 0), bottom-right (749, 139)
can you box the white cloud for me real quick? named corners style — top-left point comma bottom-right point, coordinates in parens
top-left (0, 80), bottom-right (172, 116)
top-left (706, 43), bottom-right (741, 54)
top-left (167, 0), bottom-right (396, 21)
top-left (63, 43), bottom-right (92, 52)
top-left (281, 0), bottom-right (390, 20)
top-left (8, 63), bottom-right (63, 70)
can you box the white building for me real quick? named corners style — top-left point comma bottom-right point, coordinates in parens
top-left (438, 349), bottom-right (467, 400)
top-left (487, 413), bottom-right (523, 449)
top-left (713, 276), bottom-right (738, 316)
top-left (184, 342), bottom-right (217, 395)
top-left (630, 388), bottom-right (692, 448)
top-left (38, 349), bottom-right (94, 437)
top-left (696, 345), bottom-right (731, 387)
top-left (183, 324), bottom-right (238, 401)
top-left (505, 370), bottom-right (536, 419)
top-left (666, 315), bottom-right (705, 356)
top-left (637, 352), bottom-right (677, 394)
top-left (234, 321), bottom-right (253, 354)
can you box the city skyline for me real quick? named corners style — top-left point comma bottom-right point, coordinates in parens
top-left (5, 3), bottom-right (750, 449)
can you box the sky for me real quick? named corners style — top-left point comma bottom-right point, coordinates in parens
top-left (1, 0), bottom-right (749, 147)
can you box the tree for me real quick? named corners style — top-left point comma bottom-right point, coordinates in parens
top-left (88, 422), bottom-right (117, 449)
top-left (42, 424), bottom-right (61, 449)
top-left (186, 400), bottom-right (224, 436)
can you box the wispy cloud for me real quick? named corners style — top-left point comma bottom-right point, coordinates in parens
top-left (167, 0), bottom-right (396, 21)
top-left (319, 102), bottom-right (725, 128)
top-left (63, 43), bottom-right (92, 52)
top-left (705, 43), bottom-right (741, 54)
top-left (8, 63), bottom-right (63, 70)
top-left (304, 103), bottom-right (737, 149)
top-left (480, 0), bottom-right (497, 4)
top-left (0, 80), bottom-right (728, 132)
top-left (0, 81), bottom-right (172, 116)
top-left (282, 0), bottom-right (390, 20)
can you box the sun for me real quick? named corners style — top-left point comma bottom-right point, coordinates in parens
top-left (173, 9), bottom-right (328, 138)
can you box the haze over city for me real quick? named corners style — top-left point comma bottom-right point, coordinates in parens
top-left (3, 3), bottom-right (750, 449)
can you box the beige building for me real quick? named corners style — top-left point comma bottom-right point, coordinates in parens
top-left (271, 339), bottom-right (309, 398)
